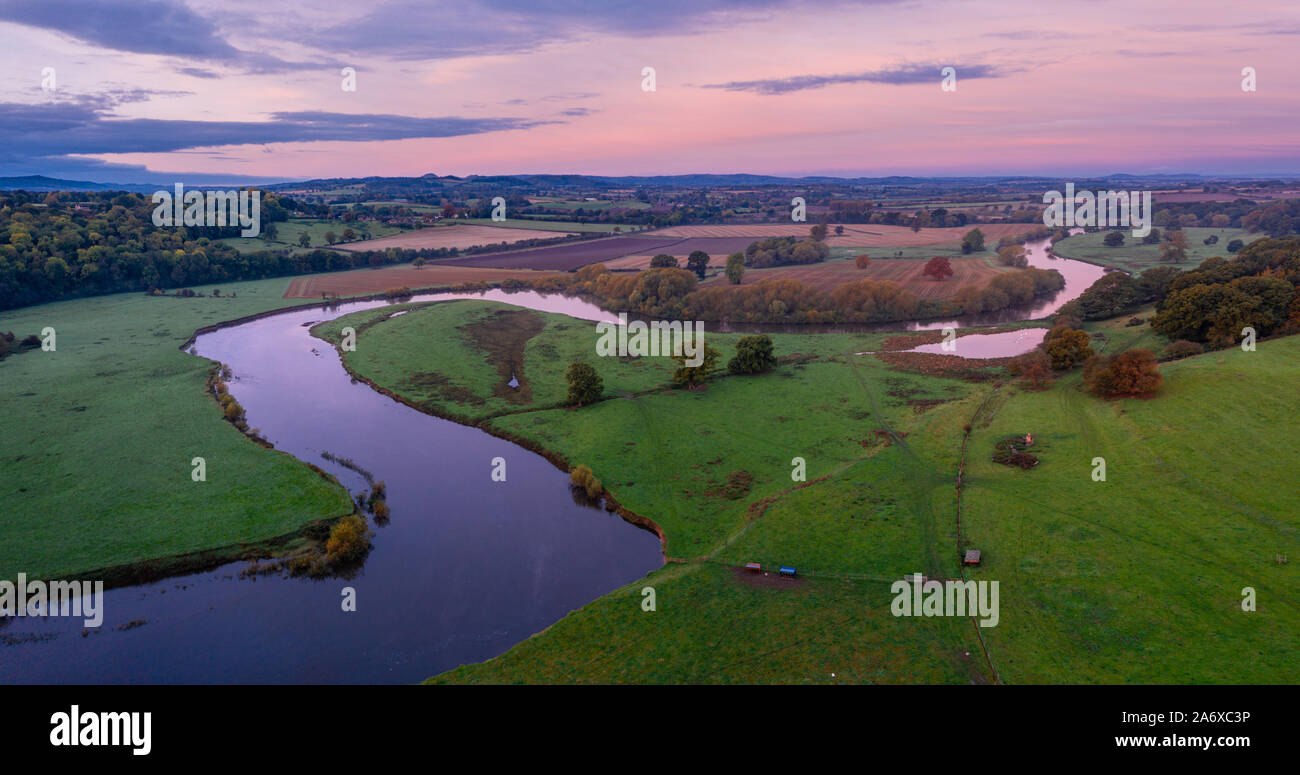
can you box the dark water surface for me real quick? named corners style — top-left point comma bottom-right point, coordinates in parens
top-left (1, 291), bottom-right (661, 684)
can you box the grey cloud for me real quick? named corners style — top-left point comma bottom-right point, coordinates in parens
top-left (0, 0), bottom-right (318, 72)
top-left (700, 63), bottom-right (1005, 95)
top-left (0, 99), bottom-right (558, 163)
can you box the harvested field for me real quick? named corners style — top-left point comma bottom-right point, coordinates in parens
top-left (603, 237), bottom-right (759, 270)
top-left (642, 223), bottom-right (1036, 247)
top-left (334, 223), bottom-right (577, 252)
top-left (283, 266), bottom-right (552, 298)
top-left (701, 256), bottom-right (1009, 298)
top-left (434, 235), bottom-right (685, 270)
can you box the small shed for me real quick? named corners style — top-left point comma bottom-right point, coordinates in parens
top-left (779, 566), bottom-right (797, 577)
top-left (744, 562), bottom-right (762, 572)
top-left (963, 549), bottom-right (982, 566)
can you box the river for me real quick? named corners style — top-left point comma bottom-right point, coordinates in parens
top-left (0, 234), bottom-right (1101, 683)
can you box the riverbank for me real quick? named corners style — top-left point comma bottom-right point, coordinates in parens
top-left (0, 277), bottom-right (356, 583)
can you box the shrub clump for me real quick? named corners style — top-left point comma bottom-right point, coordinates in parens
top-left (1083, 350), bottom-right (1162, 398)
top-left (727, 334), bottom-right (777, 375)
top-left (1162, 340), bottom-right (1205, 361)
top-left (570, 464), bottom-right (603, 500)
top-left (324, 515), bottom-right (372, 565)
top-left (992, 436), bottom-right (1039, 469)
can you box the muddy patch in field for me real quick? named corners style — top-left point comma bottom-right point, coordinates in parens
top-left (731, 566), bottom-right (806, 590)
top-left (459, 308), bottom-right (545, 404)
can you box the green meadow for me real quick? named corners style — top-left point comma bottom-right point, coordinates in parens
top-left (963, 333), bottom-right (1300, 682)
top-left (459, 218), bottom-right (633, 233)
top-left (1051, 228), bottom-right (1262, 275)
top-left (218, 217), bottom-right (403, 254)
top-left (312, 299), bottom-right (1299, 683)
top-left (0, 278), bottom-right (355, 582)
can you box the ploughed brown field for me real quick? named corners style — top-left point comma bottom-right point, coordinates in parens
top-left (641, 222), bottom-right (1034, 247)
top-left (333, 223), bottom-right (577, 252)
top-left (701, 256), bottom-right (1011, 299)
top-left (434, 235), bottom-right (685, 270)
top-left (283, 266), bottom-right (553, 298)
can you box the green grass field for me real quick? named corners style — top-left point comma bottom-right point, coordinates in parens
top-left (458, 218), bottom-right (633, 233)
top-left (312, 298), bottom-right (1299, 683)
top-left (1051, 228), bottom-right (1263, 275)
top-left (962, 334), bottom-right (1300, 682)
top-left (0, 278), bottom-right (355, 582)
top-left (218, 217), bottom-right (403, 254)
top-left (527, 198), bottom-right (651, 212)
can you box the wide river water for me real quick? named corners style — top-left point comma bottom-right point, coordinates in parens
top-left (0, 233), bottom-right (1100, 683)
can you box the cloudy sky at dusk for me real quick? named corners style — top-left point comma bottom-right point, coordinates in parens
top-left (1, 0), bottom-right (1297, 183)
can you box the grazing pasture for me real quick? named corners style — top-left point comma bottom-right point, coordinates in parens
top-left (218, 217), bottom-right (402, 254)
top-left (335, 223), bottom-right (577, 253)
top-left (643, 222), bottom-right (1035, 248)
top-left (0, 277), bottom-right (355, 581)
top-left (1049, 227), bottom-right (1262, 275)
top-left (283, 266), bottom-right (552, 298)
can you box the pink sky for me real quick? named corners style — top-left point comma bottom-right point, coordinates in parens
top-left (2, 0), bottom-right (1298, 181)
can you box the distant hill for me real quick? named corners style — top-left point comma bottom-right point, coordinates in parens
top-left (0, 175), bottom-right (143, 192)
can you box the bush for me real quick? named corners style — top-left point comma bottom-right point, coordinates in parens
top-left (1226, 239), bottom-right (1244, 253)
top-left (1083, 350), bottom-right (1162, 398)
top-left (727, 334), bottom-right (777, 374)
top-left (1006, 349), bottom-right (1052, 387)
top-left (570, 465), bottom-right (603, 499)
top-left (324, 515), bottom-right (371, 565)
top-left (649, 253), bottom-right (678, 268)
top-left (1043, 328), bottom-right (1094, 370)
top-left (671, 344), bottom-right (720, 387)
top-left (1162, 340), bottom-right (1205, 360)
top-left (1103, 231), bottom-right (1125, 247)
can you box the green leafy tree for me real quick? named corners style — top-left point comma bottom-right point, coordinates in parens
top-left (727, 335), bottom-right (777, 374)
top-left (649, 254), bottom-right (677, 268)
top-left (686, 250), bottom-right (710, 279)
top-left (1077, 272), bottom-right (1141, 319)
top-left (725, 252), bottom-right (745, 284)
top-left (1103, 230), bottom-right (1125, 247)
top-left (565, 362), bottom-right (603, 406)
top-left (298, 232), bottom-right (311, 247)
top-left (671, 344), bottom-right (720, 387)
top-left (810, 223), bottom-right (829, 242)
top-left (961, 228), bottom-right (985, 254)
